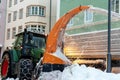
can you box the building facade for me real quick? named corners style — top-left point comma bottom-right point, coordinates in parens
top-left (4, 0), bottom-right (120, 52)
top-left (60, 0), bottom-right (120, 17)
top-left (4, 0), bottom-right (58, 49)
top-left (0, 0), bottom-right (7, 57)
top-left (59, 0), bottom-right (120, 34)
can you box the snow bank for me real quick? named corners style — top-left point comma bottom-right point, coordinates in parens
top-left (38, 71), bottom-right (62, 80)
top-left (4, 64), bottom-right (120, 80)
top-left (40, 64), bottom-right (120, 80)
top-left (6, 78), bottom-right (19, 80)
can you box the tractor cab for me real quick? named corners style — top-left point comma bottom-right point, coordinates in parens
top-left (14, 29), bottom-right (46, 50)
top-left (13, 29), bottom-right (47, 63)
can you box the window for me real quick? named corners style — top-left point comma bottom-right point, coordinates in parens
top-left (18, 26), bottom-right (22, 33)
top-left (112, 0), bottom-right (120, 14)
top-left (35, 6), bottom-right (38, 15)
top-left (84, 9), bottom-right (93, 23)
top-left (14, 0), bottom-right (17, 5)
top-left (41, 7), bottom-right (45, 16)
top-left (0, 0), bottom-right (1, 3)
top-left (13, 11), bottom-right (17, 21)
top-left (32, 6), bottom-right (35, 15)
top-left (27, 6), bottom-right (46, 17)
top-left (38, 25), bottom-right (43, 32)
top-left (12, 27), bottom-right (16, 39)
top-left (26, 24), bottom-right (45, 33)
top-left (7, 29), bottom-right (10, 40)
top-left (20, 0), bottom-right (23, 2)
top-left (31, 25), bottom-right (37, 31)
top-left (38, 25), bottom-right (45, 33)
top-left (19, 8), bottom-right (23, 19)
top-left (9, 0), bottom-right (12, 7)
top-left (8, 13), bottom-right (11, 23)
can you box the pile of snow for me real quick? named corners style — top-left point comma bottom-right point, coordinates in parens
top-left (39, 64), bottom-right (120, 80)
top-left (6, 78), bottom-right (19, 80)
top-left (38, 71), bottom-right (62, 80)
top-left (3, 64), bottom-right (120, 80)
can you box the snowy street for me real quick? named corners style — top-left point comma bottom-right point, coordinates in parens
top-left (2, 64), bottom-right (120, 80)
top-left (39, 64), bottom-right (120, 80)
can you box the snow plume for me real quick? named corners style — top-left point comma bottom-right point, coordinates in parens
top-left (53, 47), bottom-right (71, 64)
top-left (40, 64), bottom-right (120, 80)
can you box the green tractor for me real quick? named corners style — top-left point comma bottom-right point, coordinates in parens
top-left (1, 29), bottom-right (47, 80)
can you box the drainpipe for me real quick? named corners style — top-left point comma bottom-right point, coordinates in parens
top-left (49, 0), bottom-right (52, 32)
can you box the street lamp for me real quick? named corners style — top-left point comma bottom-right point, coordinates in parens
top-left (107, 0), bottom-right (112, 72)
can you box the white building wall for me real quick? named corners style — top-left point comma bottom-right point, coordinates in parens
top-left (0, 0), bottom-right (7, 57)
top-left (5, 0), bottom-right (58, 48)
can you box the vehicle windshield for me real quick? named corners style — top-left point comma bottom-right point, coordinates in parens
top-left (32, 36), bottom-right (46, 49)
top-left (14, 34), bottom-right (46, 49)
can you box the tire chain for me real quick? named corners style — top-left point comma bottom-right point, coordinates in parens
top-left (19, 59), bottom-right (33, 80)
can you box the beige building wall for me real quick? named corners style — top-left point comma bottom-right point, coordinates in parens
top-left (5, 0), bottom-right (58, 49)
top-left (49, 0), bottom-right (58, 31)
top-left (0, 0), bottom-right (7, 57)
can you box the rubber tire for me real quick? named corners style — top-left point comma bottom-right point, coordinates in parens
top-left (18, 59), bottom-right (33, 80)
top-left (1, 52), bottom-right (12, 79)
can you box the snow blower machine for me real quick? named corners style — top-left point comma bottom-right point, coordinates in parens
top-left (34, 6), bottom-right (90, 79)
top-left (1, 5), bottom-right (89, 80)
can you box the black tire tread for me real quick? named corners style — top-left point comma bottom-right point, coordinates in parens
top-left (18, 59), bottom-right (33, 80)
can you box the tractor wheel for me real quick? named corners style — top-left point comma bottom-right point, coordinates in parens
top-left (18, 59), bottom-right (33, 80)
top-left (1, 52), bottom-right (11, 78)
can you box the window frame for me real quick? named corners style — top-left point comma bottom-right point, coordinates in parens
top-left (13, 11), bottom-right (17, 21)
top-left (84, 9), bottom-right (93, 24)
top-left (19, 8), bottom-right (23, 19)
top-left (18, 26), bottom-right (22, 33)
top-left (9, 0), bottom-right (12, 7)
top-left (27, 5), bottom-right (46, 17)
top-left (112, 0), bottom-right (120, 14)
top-left (7, 29), bottom-right (10, 40)
top-left (20, 0), bottom-right (23, 2)
top-left (8, 13), bottom-right (11, 23)
top-left (26, 24), bottom-right (46, 33)
top-left (14, 0), bottom-right (17, 5)
top-left (12, 27), bottom-right (16, 39)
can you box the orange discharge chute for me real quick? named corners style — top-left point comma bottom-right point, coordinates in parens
top-left (43, 6), bottom-right (90, 64)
